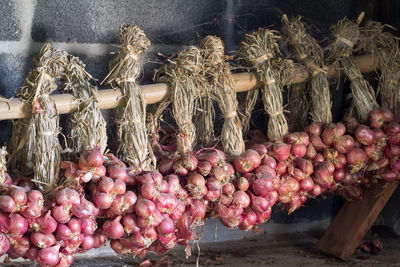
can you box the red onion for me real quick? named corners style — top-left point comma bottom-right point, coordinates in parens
top-left (84, 147), bottom-right (104, 167)
top-left (0, 195), bottom-right (16, 213)
top-left (172, 160), bottom-right (188, 177)
top-left (157, 215), bottom-right (174, 236)
top-left (72, 196), bottom-right (96, 218)
top-left (52, 205), bottom-right (71, 224)
top-left (37, 244), bottom-right (60, 266)
top-left (314, 153), bottom-right (324, 163)
top-left (8, 213), bottom-right (28, 236)
top-left (369, 108), bottom-right (392, 128)
top-left (94, 192), bottom-right (114, 210)
top-left (272, 143), bottom-right (291, 162)
top-left (233, 149), bottom-right (261, 173)
top-left (26, 246), bottom-right (38, 261)
top-left (310, 184), bottom-right (322, 197)
top-left (197, 161), bottom-right (212, 176)
top-left (255, 208), bottom-right (272, 225)
top-left (340, 185), bottom-right (362, 200)
top-left (385, 144), bottom-right (400, 158)
top-left (10, 187), bottom-right (27, 208)
top-left (291, 144), bottom-right (307, 157)
top-left (55, 188), bottom-right (80, 207)
top-left (305, 122), bottom-right (323, 136)
top-left (381, 169), bottom-right (398, 182)
top-left (310, 135), bottom-right (326, 152)
top-left (102, 216), bottom-right (124, 239)
top-left (251, 143), bottom-right (267, 158)
top-left (30, 232), bottom-right (56, 248)
top-left (158, 158), bottom-right (174, 175)
top-left (346, 148), bottom-right (367, 173)
top-left (355, 125), bottom-right (374, 145)
top-left (385, 122), bottom-right (400, 135)
top-left (222, 182), bottom-right (235, 195)
top-left (182, 153), bottom-right (198, 171)
top-left (21, 202), bottom-right (42, 219)
top-left (239, 211), bottom-right (257, 231)
top-left (93, 233), bottom-right (107, 248)
top-left (344, 116), bottom-right (359, 134)
top-left (0, 233), bottom-right (9, 256)
top-left (305, 143), bottom-right (317, 160)
top-left (197, 149), bottom-right (226, 167)
top-left (122, 214), bottom-right (140, 234)
top-left (237, 177), bottom-right (250, 191)
top-left (187, 172), bottom-right (206, 196)
top-left (205, 190), bottom-right (221, 201)
top-left (262, 155), bottom-right (277, 170)
top-left (108, 165), bottom-right (128, 182)
top-left (300, 176), bottom-right (314, 192)
top-left (393, 160), bottom-right (400, 172)
top-left (206, 177), bottom-right (222, 191)
top-left (80, 217), bottom-right (96, 236)
top-left (333, 169), bottom-right (345, 183)
top-left (295, 158), bottom-right (313, 176)
top-left (156, 193), bottom-right (178, 214)
top-left (232, 191), bottom-right (250, 208)
top-left (364, 144), bottom-right (381, 161)
top-left (98, 176), bottom-right (115, 193)
top-left (252, 177), bottom-right (276, 196)
top-left (333, 135), bottom-right (355, 154)
top-left (56, 224), bottom-right (72, 241)
top-left (210, 166), bottom-right (228, 182)
top-left (135, 198), bottom-right (157, 218)
top-left (313, 162), bottom-right (334, 188)
top-left (276, 161), bottom-right (287, 176)
top-left (81, 235), bottom-right (95, 251)
top-left (170, 200), bottom-right (185, 221)
top-left (141, 182), bottom-right (159, 201)
top-left (250, 193), bottom-right (270, 213)
top-left (374, 128), bottom-right (387, 147)
top-left (28, 190), bottom-right (43, 205)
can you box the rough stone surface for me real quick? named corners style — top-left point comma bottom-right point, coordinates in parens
top-left (0, 1), bottom-right (20, 41)
top-left (32, 0), bottom-right (225, 44)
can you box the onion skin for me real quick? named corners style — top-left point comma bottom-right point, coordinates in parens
top-left (333, 135), bottom-right (354, 154)
top-left (299, 176), bottom-right (314, 192)
top-left (355, 125), bottom-right (375, 145)
top-left (237, 177), bottom-right (250, 191)
top-left (305, 122), bottom-right (323, 136)
top-left (346, 148), bottom-right (368, 173)
top-left (233, 149), bottom-right (261, 173)
top-left (272, 143), bottom-right (291, 162)
top-left (305, 143), bottom-right (317, 160)
top-left (102, 216), bottom-right (124, 240)
top-left (37, 244), bottom-right (60, 266)
top-left (0, 195), bottom-right (16, 213)
top-left (310, 135), bottom-right (326, 152)
top-left (197, 161), bottom-right (212, 177)
top-left (30, 232), bottom-right (56, 248)
top-left (0, 233), bottom-right (9, 256)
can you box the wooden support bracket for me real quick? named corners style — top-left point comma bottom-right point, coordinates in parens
top-left (317, 182), bottom-right (399, 260)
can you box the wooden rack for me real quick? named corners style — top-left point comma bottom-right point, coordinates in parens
top-left (0, 55), bottom-right (378, 120)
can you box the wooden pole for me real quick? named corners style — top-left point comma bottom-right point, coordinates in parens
top-left (0, 54), bottom-right (378, 120)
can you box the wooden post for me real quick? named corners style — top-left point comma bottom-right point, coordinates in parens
top-left (317, 182), bottom-right (398, 260)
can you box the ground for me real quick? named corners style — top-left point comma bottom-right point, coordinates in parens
top-left (5, 227), bottom-right (400, 266)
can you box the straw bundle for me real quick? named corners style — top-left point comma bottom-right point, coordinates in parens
top-left (200, 35), bottom-right (245, 157)
top-left (193, 89), bottom-right (215, 149)
top-left (156, 46), bottom-right (203, 155)
top-left (327, 16), bottom-right (379, 122)
top-left (0, 147), bottom-right (7, 185)
top-left (360, 20), bottom-right (400, 114)
top-left (287, 82), bottom-right (309, 131)
top-left (282, 15), bottom-right (332, 124)
top-left (8, 44), bottom-right (68, 191)
top-left (238, 28), bottom-right (292, 142)
top-left (62, 55), bottom-right (107, 154)
top-left (238, 89), bottom-right (259, 138)
top-left (102, 25), bottom-right (155, 172)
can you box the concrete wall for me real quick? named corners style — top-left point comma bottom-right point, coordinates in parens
top-left (0, 0), bottom-right (398, 241)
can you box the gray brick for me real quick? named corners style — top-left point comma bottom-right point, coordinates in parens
top-left (0, 1), bottom-right (20, 40)
top-left (32, 0), bottom-right (225, 44)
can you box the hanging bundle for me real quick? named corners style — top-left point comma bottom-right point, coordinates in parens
top-left (192, 85), bottom-right (215, 149)
top-left (360, 20), bottom-right (400, 114)
top-left (237, 88), bottom-right (259, 138)
top-left (282, 15), bottom-right (332, 124)
top-left (0, 147), bottom-right (9, 185)
top-left (8, 44), bottom-right (68, 191)
top-left (102, 25), bottom-right (155, 172)
top-left (62, 55), bottom-right (107, 154)
top-left (238, 28), bottom-right (292, 142)
top-left (327, 15), bottom-right (379, 122)
top-left (156, 46), bottom-right (202, 156)
top-left (201, 35), bottom-right (245, 156)
top-left (287, 82), bottom-right (309, 131)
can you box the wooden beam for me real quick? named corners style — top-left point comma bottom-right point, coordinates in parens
top-left (317, 182), bottom-right (398, 260)
top-left (0, 54), bottom-right (379, 121)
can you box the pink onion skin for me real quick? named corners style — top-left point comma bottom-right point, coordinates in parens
top-left (252, 177), bottom-right (276, 197)
top-left (157, 216), bottom-right (175, 236)
top-left (197, 161), bottom-right (212, 177)
top-left (272, 143), bottom-right (291, 162)
top-left (108, 165), bottom-right (128, 182)
top-left (222, 182), bottom-right (235, 195)
top-left (102, 216), bottom-right (124, 240)
top-left (85, 147), bottom-right (104, 167)
top-left (300, 176), bottom-right (314, 192)
top-left (93, 232), bottom-right (107, 248)
top-left (232, 191), bottom-right (250, 208)
top-left (313, 162), bottom-right (334, 188)
top-left (0, 195), bottom-right (16, 213)
top-left (21, 203), bottom-right (42, 220)
top-left (31, 211), bottom-right (58, 234)
top-left (333, 135), bottom-right (355, 154)
top-left (172, 160), bottom-right (188, 177)
top-left (233, 149), bottom-right (261, 173)
top-left (310, 184), bottom-right (322, 197)
top-left (135, 198), bottom-right (157, 218)
top-left (346, 148), bottom-right (367, 173)
top-left (55, 188), bottom-right (80, 207)
top-left (310, 135), bottom-right (326, 152)
top-left (381, 169), bottom-right (398, 182)
top-left (98, 176), bottom-right (115, 193)
top-left (37, 244), bottom-right (60, 266)
top-left (28, 190), bottom-right (44, 205)
top-left (122, 214), bottom-right (140, 235)
top-left (239, 211), bottom-right (257, 231)
top-left (291, 144), bottom-right (307, 158)
top-left (30, 232), bottom-right (56, 248)
top-left (262, 156), bottom-right (277, 170)
top-left (305, 122), bottom-right (323, 136)
top-left (295, 158), bottom-right (313, 176)
top-left (237, 177), bottom-right (250, 191)
top-left (81, 235), bottom-right (95, 251)
top-left (182, 153), bottom-right (198, 172)
top-left (10, 188), bottom-right (28, 208)
top-left (80, 217), bottom-right (96, 236)
top-left (255, 208), bottom-right (272, 225)
top-left (9, 213), bottom-right (28, 236)
top-left (251, 144), bottom-right (268, 158)
top-left (369, 108), bottom-right (392, 129)
top-left (27, 246), bottom-right (38, 261)
top-left (158, 158), bottom-right (174, 175)
top-left (355, 125), bottom-right (375, 145)
top-left (197, 149), bottom-right (226, 168)
top-left (0, 233), bottom-right (10, 256)
top-left (206, 177), bottom-right (222, 191)
top-left (250, 193), bottom-right (270, 213)
top-left (93, 192), bottom-right (113, 210)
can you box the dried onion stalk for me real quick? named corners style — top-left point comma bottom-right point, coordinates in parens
top-left (360, 20), bottom-right (400, 114)
top-left (193, 88), bottom-right (215, 149)
top-left (238, 28), bottom-right (292, 142)
top-left (282, 15), bottom-right (332, 124)
top-left (237, 89), bottom-right (259, 138)
top-left (62, 55), bottom-right (107, 154)
top-left (0, 147), bottom-right (7, 185)
top-left (102, 25), bottom-right (155, 172)
top-left (287, 82), bottom-right (309, 131)
top-left (8, 44), bottom-right (68, 191)
top-left (327, 15), bottom-right (379, 122)
top-left (201, 35), bottom-right (245, 156)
